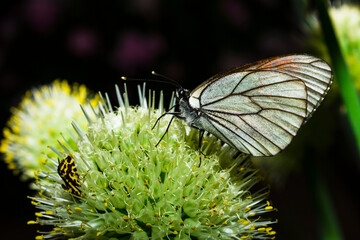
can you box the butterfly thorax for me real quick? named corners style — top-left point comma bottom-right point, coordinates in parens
top-left (177, 88), bottom-right (201, 128)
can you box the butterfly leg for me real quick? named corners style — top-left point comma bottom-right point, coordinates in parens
top-left (152, 112), bottom-right (169, 130)
top-left (155, 115), bottom-right (175, 147)
top-left (152, 104), bottom-right (178, 130)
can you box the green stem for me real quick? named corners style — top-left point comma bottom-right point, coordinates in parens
top-left (304, 152), bottom-right (343, 240)
top-left (309, 1), bottom-right (349, 240)
top-left (315, 0), bottom-right (360, 169)
top-left (315, 176), bottom-right (343, 240)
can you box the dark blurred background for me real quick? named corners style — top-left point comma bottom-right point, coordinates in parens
top-left (0, 0), bottom-right (359, 239)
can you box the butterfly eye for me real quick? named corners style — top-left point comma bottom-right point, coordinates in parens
top-left (180, 89), bottom-right (190, 98)
top-left (176, 89), bottom-right (185, 98)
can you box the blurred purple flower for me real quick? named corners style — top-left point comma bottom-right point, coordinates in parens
top-left (163, 61), bottom-right (185, 81)
top-left (0, 73), bottom-right (19, 90)
top-left (217, 52), bottom-right (251, 71)
top-left (222, 0), bottom-right (250, 28)
top-left (24, 0), bottom-right (62, 33)
top-left (131, 0), bottom-right (159, 19)
top-left (67, 28), bottom-right (99, 58)
top-left (113, 32), bottom-right (164, 73)
top-left (258, 30), bottom-right (298, 54)
top-left (0, 15), bottom-right (18, 43)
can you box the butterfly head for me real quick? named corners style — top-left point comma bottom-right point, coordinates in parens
top-left (176, 87), bottom-right (190, 101)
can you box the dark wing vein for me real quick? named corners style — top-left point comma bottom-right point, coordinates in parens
top-left (269, 68), bottom-right (329, 91)
top-left (203, 107), bottom-right (305, 119)
top-left (230, 71), bottom-right (253, 95)
top-left (237, 114), bottom-right (283, 152)
top-left (203, 114), bottom-right (254, 154)
top-left (200, 78), bottom-right (302, 108)
top-left (206, 112), bottom-right (277, 155)
top-left (237, 78), bottom-right (301, 95)
top-left (255, 111), bottom-right (295, 137)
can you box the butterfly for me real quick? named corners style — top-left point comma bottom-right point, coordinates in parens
top-left (155, 54), bottom-right (333, 158)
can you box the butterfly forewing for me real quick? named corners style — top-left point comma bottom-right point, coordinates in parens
top-left (245, 54), bottom-right (333, 119)
top-left (189, 54), bottom-right (332, 156)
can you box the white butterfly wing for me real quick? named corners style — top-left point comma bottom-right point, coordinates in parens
top-left (245, 54), bottom-right (333, 120)
top-left (189, 55), bottom-right (333, 156)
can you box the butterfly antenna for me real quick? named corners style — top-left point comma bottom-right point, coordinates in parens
top-left (121, 74), bottom-right (180, 88)
top-left (151, 71), bottom-right (182, 88)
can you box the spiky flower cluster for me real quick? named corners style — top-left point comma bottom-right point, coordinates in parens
top-left (29, 84), bottom-right (276, 239)
top-left (1, 80), bottom-right (97, 180)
